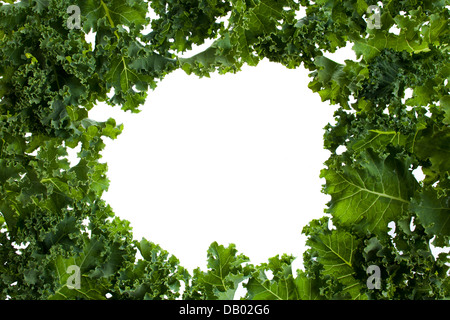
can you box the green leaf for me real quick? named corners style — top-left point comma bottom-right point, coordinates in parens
top-left (321, 150), bottom-right (418, 236)
top-left (116, 238), bottom-right (186, 300)
top-left (411, 186), bottom-right (450, 247)
top-left (48, 237), bottom-right (111, 300)
top-left (179, 43), bottom-right (238, 77)
top-left (80, 0), bottom-right (148, 33)
top-left (245, 255), bottom-right (299, 300)
top-left (414, 125), bottom-right (450, 184)
top-left (304, 221), bottom-right (365, 300)
top-left (420, 12), bottom-right (449, 47)
top-left (353, 7), bottom-right (438, 63)
top-left (440, 95), bottom-right (450, 125)
top-left (294, 271), bottom-right (325, 300)
top-left (308, 56), bottom-right (350, 107)
top-left (350, 130), bottom-right (409, 153)
top-left (41, 177), bottom-right (84, 201)
top-left (1, 0), bottom-right (449, 301)
top-left (185, 242), bottom-right (250, 300)
top-left (42, 216), bottom-right (80, 249)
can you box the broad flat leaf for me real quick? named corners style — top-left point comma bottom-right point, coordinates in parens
top-left (350, 130), bottom-right (409, 153)
top-left (352, 34), bottom-right (384, 62)
top-left (352, 6), bottom-right (443, 63)
top-left (40, 177), bottom-right (84, 201)
top-left (48, 236), bottom-right (110, 300)
top-left (420, 12), bottom-right (449, 47)
top-left (245, 255), bottom-right (299, 300)
top-left (294, 271), bottom-right (324, 300)
top-left (411, 187), bottom-right (450, 247)
top-left (80, 0), bottom-right (148, 33)
top-left (322, 150), bottom-right (418, 235)
top-left (178, 0), bottom-right (299, 76)
top-left (95, 29), bottom-right (177, 112)
top-left (206, 242), bottom-right (250, 300)
top-left (179, 38), bottom-right (239, 77)
top-left (440, 95), bottom-right (450, 125)
top-left (231, 0), bottom-right (287, 66)
top-left (414, 125), bottom-right (450, 184)
top-left (308, 57), bottom-right (370, 109)
top-left (49, 260), bottom-right (109, 300)
top-left (306, 228), bottom-right (365, 300)
top-left (187, 242), bottom-right (250, 300)
top-left (308, 56), bottom-right (348, 107)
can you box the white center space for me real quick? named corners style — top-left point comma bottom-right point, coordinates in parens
top-left (89, 58), bottom-right (336, 273)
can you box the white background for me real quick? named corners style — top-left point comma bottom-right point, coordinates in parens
top-left (87, 45), bottom-right (355, 274)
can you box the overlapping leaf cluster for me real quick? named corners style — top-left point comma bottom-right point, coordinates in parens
top-left (0, 0), bottom-right (448, 300)
top-left (0, 0), bottom-right (185, 299)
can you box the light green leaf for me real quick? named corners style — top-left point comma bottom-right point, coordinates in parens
top-left (116, 238), bottom-right (186, 300)
top-left (350, 130), bottom-right (409, 153)
top-left (245, 255), bottom-right (299, 300)
top-left (411, 187), bottom-right (450, 246)
top-left (306, 227), bottom-right (365, 300)
top-left (294, 271), bottom-right (324, 300)
top-left (440, 95), bottom-right (450, 125)
top-left (41, 177), bottom-right (84, 200)
top-left (414, 125), bottom-right (450, 184)
top-left (322, 150), bottom-right (418, 235)
top-left (48, 237), bottom-right (110, 300)
top-left (80, 0), bottom-right (148, 33)
top-left (186, 242), bottom-right (250, 300)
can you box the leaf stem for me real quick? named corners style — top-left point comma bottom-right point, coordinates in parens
top-left (100, 0), bottom-right (120, 40)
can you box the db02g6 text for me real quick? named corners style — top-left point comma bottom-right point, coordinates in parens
top-left (223, 304), bottom-right (270, 315)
